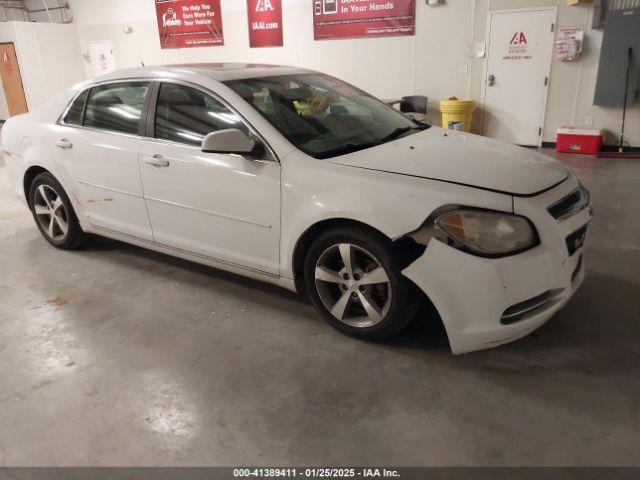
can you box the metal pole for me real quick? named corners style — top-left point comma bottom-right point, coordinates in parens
top-left (619, 47), bottom-right (632, 153)
top-left (1, 3), bottom-right (69, 12)
top-left (19, 0), bottom-right (28, 20)
top-left (41, 0), bottom-right (54, 22)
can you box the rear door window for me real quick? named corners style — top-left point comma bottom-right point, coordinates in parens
top-left (84, 82), bottom-right (150, 135)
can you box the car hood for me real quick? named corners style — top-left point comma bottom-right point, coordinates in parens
top-left (327, 128), bottom-right (569, 196)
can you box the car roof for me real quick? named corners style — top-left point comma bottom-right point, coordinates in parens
top-left (93, 63), bottom-right (315, 83)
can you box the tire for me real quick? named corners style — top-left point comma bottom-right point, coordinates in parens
top-left (303, 225), bottom-right (419, 341)
top-left (29, 172), bottom-right (86, 250)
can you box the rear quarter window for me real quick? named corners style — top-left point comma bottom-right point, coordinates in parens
top-left (62, 90), bottom-right (88, 126)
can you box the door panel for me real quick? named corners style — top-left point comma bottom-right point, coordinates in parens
top-left (139, 141), bottom-right (281, 274)
top-left (52, 81), bottom-right (153, 240)
top-left (53, 126), bottom-right (153, 241)
top-left (0, 43), bottom-right (28, 117)
top-left (482, 9), bottom-right (556, 146)
top-left (139, 81), bottom-right (280, 274)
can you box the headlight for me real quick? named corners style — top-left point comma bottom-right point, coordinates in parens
top-left (435, 209), bottom-right (538, 257)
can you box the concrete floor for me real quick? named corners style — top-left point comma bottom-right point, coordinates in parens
top-left (0, 150), bottom-right (638, 467)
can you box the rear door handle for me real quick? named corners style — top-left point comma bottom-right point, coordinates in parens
top-left (55, 139), bottom-right (73, 149)
top-left (144, 154), bottom-right (170, 168)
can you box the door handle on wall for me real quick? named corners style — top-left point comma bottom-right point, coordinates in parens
top-left (55, 139), bottom-right (73, 149)
top-left (144, 154), bottom-right (170, 168)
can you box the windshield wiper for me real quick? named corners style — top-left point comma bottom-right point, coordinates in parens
top-left (317, 125), bottom-right (429, 158)
top-left (380, 125), bottom-right (424, 143)
top-left (317, 142), bottom-right (380, 159)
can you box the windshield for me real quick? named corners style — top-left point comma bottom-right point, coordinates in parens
top-left (225, 73), bottom-right (429, 159)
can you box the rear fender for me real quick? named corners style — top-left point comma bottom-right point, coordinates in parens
top-left (17, 124), bottom-right (82, 218)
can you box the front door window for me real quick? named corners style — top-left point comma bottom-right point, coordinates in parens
top-left (155, 83), bottom-right (249, 147)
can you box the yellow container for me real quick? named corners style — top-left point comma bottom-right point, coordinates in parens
top-left (439, 99), bottom-right (476, 133)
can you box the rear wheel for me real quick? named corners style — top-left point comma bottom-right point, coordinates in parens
top-left (29, 172), bottom-right (85, 249)
top-left (304, 226), bottom-right (419, 341)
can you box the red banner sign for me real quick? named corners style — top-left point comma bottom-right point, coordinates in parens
top-left (247, 0), bottom-right (283, 48)
top-left (155, 0), bottom-right (224, 49)
top-left (313, 0), bottom-right (415, 40)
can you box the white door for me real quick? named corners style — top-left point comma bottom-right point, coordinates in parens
top-left (139, 82), bottom-right (281, 274)
top-left (482, 8), bottom-right (556, 146)
top-left (52, 81), bottom-right (153, 240)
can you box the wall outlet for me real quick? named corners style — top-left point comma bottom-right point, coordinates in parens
top-left (586, 116), bottom-right (594, 126)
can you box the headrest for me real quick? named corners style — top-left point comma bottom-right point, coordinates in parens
top-left (160, 86), bottom-right (206, 107)
top-left (92, 94), bottom-right (123, 106)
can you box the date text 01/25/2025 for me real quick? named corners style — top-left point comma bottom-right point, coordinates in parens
top-left (233, 468), bottom-right (401, 478)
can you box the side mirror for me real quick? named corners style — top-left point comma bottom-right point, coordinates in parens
top-left (202, 129), bottom-right (262, 156)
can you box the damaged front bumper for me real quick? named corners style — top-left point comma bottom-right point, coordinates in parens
top-left (402, 182), bottom-right (592, 354)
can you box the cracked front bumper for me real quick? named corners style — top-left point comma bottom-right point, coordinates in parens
top-left (402, 181), bottom-right (592, 354)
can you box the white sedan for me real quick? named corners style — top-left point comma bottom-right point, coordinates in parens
top-left (2, 64), bottom-right (592, 353)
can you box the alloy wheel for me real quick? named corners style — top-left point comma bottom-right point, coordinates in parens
top-left (33, 185), bottom-right (69, 242)
top-left (314, 243), bottom-right (392, 328)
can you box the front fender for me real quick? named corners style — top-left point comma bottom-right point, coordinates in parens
top-left (279, 151), bottom-right (513, 278)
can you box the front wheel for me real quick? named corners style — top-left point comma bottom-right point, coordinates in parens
top-left (303, 226), bottom-right (419, 341)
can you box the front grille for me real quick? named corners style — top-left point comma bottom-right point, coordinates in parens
top-left (566, 225), bottom-right (588, 256)
top-left (548, 185), bottom-right (590, 221)
top-left (501, 288), bottom-right (564, 325)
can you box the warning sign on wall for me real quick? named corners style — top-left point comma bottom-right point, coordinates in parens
top-left (313, 0), bottom-right (415, 41)
top-left (555, 26), bottom-right (583, 61)
top-left (88, 41), bottom-right (115, 77)
top-left (155, 0), bottom-right (224, 49)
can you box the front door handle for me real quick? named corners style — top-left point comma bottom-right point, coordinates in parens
top-left (144, 154), bottom-right (170, 168)
top-left (55, 139), bottom-right (73, 149)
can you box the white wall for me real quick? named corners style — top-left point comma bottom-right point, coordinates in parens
top-left (0, 22), bottom-right (85, 119)
top-left (68, 0), bottom-right (309, 24)
top-left (1, 0), bottom-right (71, 23)
top-left (13, 22), bottom-right (86, 109)
top-left (68, 0), bottom-right (156, 25)
top-left (471, 0), bottom-right (639, 146)
top-left (2, 0), bottom-right (637, 147)
top-left (547, 3), bottom-right (639, 146)
top-left (74, 0), bottom-right (473, 124)
top-left (0, 23), bottom-right (17, 120)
